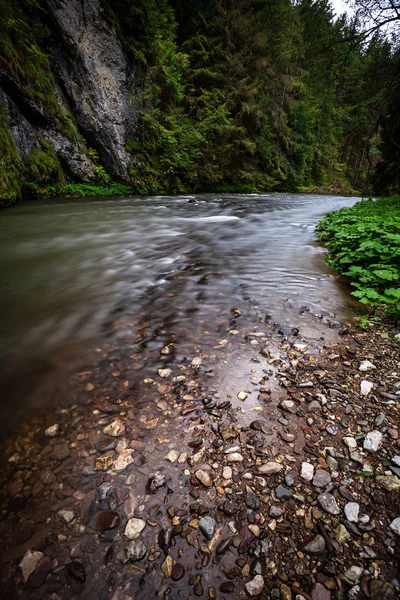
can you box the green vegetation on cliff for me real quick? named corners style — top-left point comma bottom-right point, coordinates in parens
top-left (0, 0), bottom-right (399, 204)
top-left (317, 196), bottom-right (400, 320)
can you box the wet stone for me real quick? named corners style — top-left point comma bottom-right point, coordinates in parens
top-left (195, 469), bottom-right (213, 487)
top-left (318, 492), bottom-right (340, 515)
top-left (303, 534), bottom-right (326, 555)
top-left (96, 436), bottom-right (118, 453)
top-left (313, 469), bottom-right (331, 488)
top-left (147, 471), bottom-right (167, 493)
top-left (19, 550), bottom-right (44, 583)
top-left (245, 493), bottom-right (260, 510)
top-left (125, 518), bottom-right (146, 540)
top-left (344, 502), bottom-right (359, 523)
top-left (275, 485), bottom-right (292, 499)
top-left (245, 574), bottom-right (265, 596)
top-left (97, 482), bottom-right (115, 502)
top-left (199, 516), bottom-right (216, 540)
top-left (95, 450), bottom-right (114, 471)
top-left (92, 510), bottom-right (120, 531)
top-left (51, 443), bottom-right (70, 461)
top-left (220, 582), bottom-right (235, 593)
top-left (216, 537), bottom-right (232, 556)
top-left (312, 583), bottom-right (331, 600)
top-left (126, 539), bottom-right (146, 562)
top-left (170, 563), bottom-right (184, 581)
top-left (270, 506), bottom-right (284, 517)
top-left (30, 556), bottom-right (52, 589)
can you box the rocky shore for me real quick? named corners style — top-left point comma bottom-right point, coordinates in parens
top-left (0, 314), bottom-right (399, 599)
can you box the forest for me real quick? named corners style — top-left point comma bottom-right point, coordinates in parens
top-left (0, 0), bottom-right (399, 204)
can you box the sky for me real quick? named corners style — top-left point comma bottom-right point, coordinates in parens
top-left (330, 0), bottom-right (353, 18)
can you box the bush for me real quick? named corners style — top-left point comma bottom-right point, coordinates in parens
top-left (316, 196), bottom-right (400, 320)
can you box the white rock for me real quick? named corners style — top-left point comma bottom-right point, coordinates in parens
top-left (58, 509), bottom-right (74, 523)
top-left (363, 431), bottom-right (383, 453)
top-left (45, 424), bottom-right (59, 437)
top-left (389, 517), bottom-right (400, 536)
top-left (393, 456), bottom-right (400, 467)
top-left (359, 360), bottom-right (376, 372)
top-left (222, 466), bottom-right (232, 480)
top-left (237, 390), bottom-right (248, 400)
top-left (125, 518), bottom-right (146, 540)
top-left (343, 437), bottom-right (357, 449)
top-left (103, 419), bottom-right (125, 437)
top-left (19, 550), bottom-right (44, 582)
top-left (293, 344), bottom-right (308, 352)
top-left (164, 450), bottom-right (180, 463)
top-left (360, 380), bottom-right (373, 396)
top-left (158, 368), bottom-right (171, 378)
top-left (257, 462), bottom-right (282, 475)
top-left (245, 574), bottom-right (265, 596)
top-left (344, 502), bottom-right (360, 522)
top-left (195, 469), bottom-right (213, 486)
top-left (301, 462), bottom-right (314, 481)
top-left (113, 450), bottom-right (134, 472)
top-left (226, 452), bottom-right (243, 462)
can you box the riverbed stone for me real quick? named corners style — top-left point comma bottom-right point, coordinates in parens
top-left (199, 516), bottom-right (216, 540)
top-left (19, 550), bottom-right (44, 582)
top-left (363, 431), bottom-right (382, 453)
top-left (45, 424), bottom-right (59, 437)
top-left (278, 400), bottom-right (297, 414)
top-left (303, 534), bottom-right (326, 555)
top-left (126, 540), bottom-right (146, 562)
top-left (125, 518), bottom-right (146, 540)
top-left (257, 461), bottom-right (282, 475)
top-left (318, 492), bottom-right (340, 515)
top-left (360, 380), bottom-right (373, 396)
top-left (196, 469), bottom-right (213, 486)
top-left (164, 450), bottom-right (180, 463)
top-left (103, 419), bottom-right (125, 437)
top-left (311, 583), bottom-right (331, 600)
top-left (301, 462), bottom-right (314, 481)
top-left (336, 524), bottom-right (351, 544)
top-left (313, 469), bottom-right (331, 487)
top-left (245, 574), bottom-right (264, 596)
top-left (344, 502), bottom-right (359, 522)
top-left (389, 517), bottom-right (400, 536)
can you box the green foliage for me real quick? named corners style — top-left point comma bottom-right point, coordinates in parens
top-left (22, 181), bottom-right (135, 200)
top-left (316, 196), bottom-right (400, 319)
top-left (0, 104), bottom-right (23, 206)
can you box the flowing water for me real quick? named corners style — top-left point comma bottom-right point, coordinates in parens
top-left (0, 193), bottom-right (359, 417)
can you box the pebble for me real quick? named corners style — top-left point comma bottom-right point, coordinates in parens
top-left (280, 583), bottom-right (292, 600)
top-left (359, 360), bottom-right (376, 371)
top-left (245, 574), bottom-right (264, 596)
top-left (336, 524), bottom-right (351, 544)
top-left (103, 419), bottom-right (125, 437)
top-left (275, 485), bottom-right (292, 499)
top-left (303, 534), bottom-right (326, 554)
top-left (172, 563), bottom-right (185, 581)
top-left (343, 436), bottom-right (357, 449)
top-left (257, 461), bottom-right (282, 475)
top-left (363, 431), bottom-right (383, 453)
top-left (227, 452), bottom-right (244, 462)
top-left (389, 517), bottom-right (400, 536)
top-left (199, 516), bottom-right (216, 540)
top-left (92, 510), bottom-right (120, 531)
top-left (301, 462), bottom-right (314, 481)
top-left (19, 550), bottom-right (44, 582)
top-left (220, 581), bottom-right (235, 593)
top-left (196, 470), bottom-right (213, 486)
top-left (58, 509), bottom-right (74, 523)
top-left (164, 450), bottom-right (180, 463)
top-left (344, 502), bottom-right (360, 522)
top-left (313, 469), bottom-right (331, 487)
top-left (278, 400), bottom-right (297, 414)
top-left (114, 450), bottom-right (134, 471)
top-left (95, 451), bottom-right (114, 471)
top-left (285, 474), bottom-right (295, 486)
top-left (343, 565), bottom-right (363, 584)
top-left (318, 492), bottom-right (340, 515)
top-left (311, 583), bottom-right (331, 600)
top-left (147, 471), bottom-right (167, 493)
top-left (45, 424), bottom-right (59, 437)
top-left (124, 518), bottom-right (146, 540)
top-left (51, 443), bottom-right (71, 461)
top-left (216, 537), bottom-right (232, 556)
top-left (222, 466), bottom-right (232, 479)
top-left (270, 506), bottom-right (284, 517)
top-left (392, 456), bottom-right (400, 467)
top-left (326, 424), bottom-right (338, 436)
top-left (376, 475), bottom-right (400, 492)
top-left (126, 539), bottom-right (146, 562)
top-left (360, 380), bottom-right (373, 396)
top-left (161, 555), bottom-right (173, 577)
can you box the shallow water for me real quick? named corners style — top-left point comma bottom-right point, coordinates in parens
top-left (0, 193), bottom-right (359, 415)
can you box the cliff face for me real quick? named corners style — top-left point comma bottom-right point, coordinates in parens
top-left (0, 0), bottom-right (138, 205)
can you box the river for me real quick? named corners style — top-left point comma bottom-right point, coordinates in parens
top-left (0, 193), bottom-right (360, 422)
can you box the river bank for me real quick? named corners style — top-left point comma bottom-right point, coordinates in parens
top-left (0, 311), bottom-right (399, 599)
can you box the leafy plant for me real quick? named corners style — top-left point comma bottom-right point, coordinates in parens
top-left (316, 196), bottom-right (400, 320)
